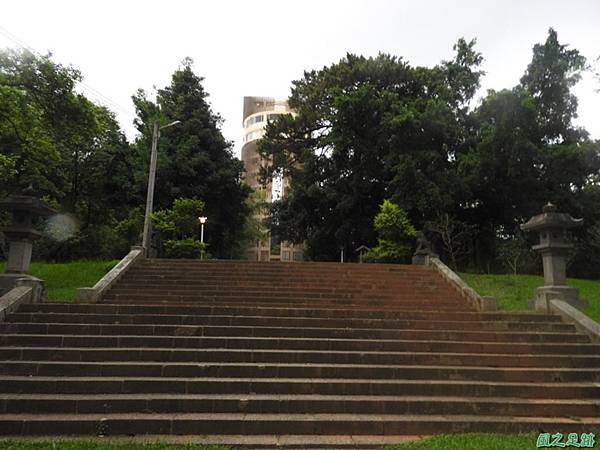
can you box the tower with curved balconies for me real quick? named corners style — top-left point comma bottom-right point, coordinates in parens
top-left (241, 96), bottom-right (303, 262)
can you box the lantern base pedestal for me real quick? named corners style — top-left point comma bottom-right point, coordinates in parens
top-left (6, 240), bottom-right (34, 274)
top-left (0, 274), bottom-right (46, 301)
top-left (412, 254), bottom-right (429, 265)
top-left (530, 285), bottom-right (589, 312)
top-left (412, 252), bottom-right (438, 266)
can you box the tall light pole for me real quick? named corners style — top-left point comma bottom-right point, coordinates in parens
top-left (199, 216), bottom-right (207, 260)
top-left (142, 120), bottom-right (181, 257)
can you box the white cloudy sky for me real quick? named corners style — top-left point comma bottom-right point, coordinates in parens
top-left (1, 0), bottom-right (599, 158)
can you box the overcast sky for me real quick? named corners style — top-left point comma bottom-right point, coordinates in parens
top-left (2, 0), bottom-right (599, 158)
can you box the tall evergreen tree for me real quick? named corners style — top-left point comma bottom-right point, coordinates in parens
top-left (520, 28), bottom-right (587, 144)
top-left (132, 59), bottom-right (250, 258)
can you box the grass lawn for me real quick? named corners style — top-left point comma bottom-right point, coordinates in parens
top-left (384, 433), bottom-right (567, 449)
top-left (0, 260), bottom-right (118, 302)
top-left (460, 272), bottom-right (600, 323)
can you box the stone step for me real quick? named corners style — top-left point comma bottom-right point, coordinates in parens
top-left (122, 274), bottom-right (442, 283)
top-left (2, 257), bottom-right (595, 439)
top-left (0, 321), bottom-right (573, 340)
top-left (115, 283), bottom-right (449, 294)
top-left (123, 267), bottom-right (436, 276)
top-left (1, 361), bottom-right (598, 383)
top-left (134, 261), bottom-right (428, 272)
top-left (111, 286), bottom-right (365, 295)
top-left (99, 299), bottom-right (472, 312)
top-left (146, 269), bottom-right (433, 277)
top-left (18, 303), bottom-right (566, 326)
top-left (100, 297), bottom-right (465, 306)
top-left (122, 272), bottom-right (441, 281)
top-left (106, 287), bottom-right (457, 299)
top-left (128, 269), bottom-right (431, 278)
top-left (142, 259), bottom-right (424, 266)
top-left (1, 393), bottom-right (598, 417)
top-left (120, 277), bottom-right (443, 287)
top-left (130, 264), bottom-right (437, 278)
top-left (0, 322), bottom-right (583, 342)
top-left (135, 261), bottom-right (426, 269)
top-left (0, 433), bottom-right (418, 449)
top-left (118, 278), bottom-right (448, 287)
top-left (0, 376), bottom-right (598, 398)
top-left (0, 334), bottom-right (596, 354)
top-left (5, 312), bottom-right (566, 331)
top-left (103, 289), bottom-right (463, 301)
top-left (2, 412), bottom-right (598, 436)
top-left (1, 348), bottom-right (598, 367)
top-left (100, 296), bottom-right (470, 310)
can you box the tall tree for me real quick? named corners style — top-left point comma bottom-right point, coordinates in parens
top-left (460, 29), bottom-right (600, 271)
top-left (132, 59), bottom-right (250, 258)
top-left (520, 28), bottom-right (587, 144)
top-left (259, 41), bottom-right (483, 260)
top-left (0, 49), bottom-right (65, 200)
top-left (0, 48), bottom-right (136, 260)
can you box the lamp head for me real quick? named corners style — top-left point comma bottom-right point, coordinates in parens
top-left (160, 120), bottom-right (181, 130)
top-left (199, 216), bottom-right (207, 224)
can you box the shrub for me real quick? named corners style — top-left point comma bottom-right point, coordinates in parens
top-left (163, 238), bottom-right (208, 259)
top-left (367, 200), bottom-right (416, 263)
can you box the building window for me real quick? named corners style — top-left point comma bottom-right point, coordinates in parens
top-left (245, 115), bottom-right (264, 127)
top-left (267, 113), bottom-right (280, 121)
top-left (245, 129), bottom-right (265, 142)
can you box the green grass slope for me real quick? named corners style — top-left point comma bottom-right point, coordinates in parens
top-left (0, 260), bottom-right (118, 302)
top-left (460, 272), bottom-right (600, 323)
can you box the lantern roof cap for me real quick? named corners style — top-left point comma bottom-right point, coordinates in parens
top-left (521, 203), bottom-right (583, 232)
top-left (0, 194), bottom-right (56, 217)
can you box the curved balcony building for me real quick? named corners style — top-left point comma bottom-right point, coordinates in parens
top-left (241, 96), bottom-right (303, 262)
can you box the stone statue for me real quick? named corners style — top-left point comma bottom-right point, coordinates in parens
top-left (414, 231), bottom-right (430, 254)
top-left (412, 230), bottom-right (437, 265)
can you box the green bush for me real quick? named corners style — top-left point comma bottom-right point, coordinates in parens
top-left (152, 198), bottom-right (205, 241)
top-left (367, 199), bottom-right (416, 263)
top-left (163, 238), bottom-right (208, 259)
top-left (150, 197), bottom-right (207, 258)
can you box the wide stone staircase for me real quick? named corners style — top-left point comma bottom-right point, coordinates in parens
top-left (0, 259), bottom-right (598, 447)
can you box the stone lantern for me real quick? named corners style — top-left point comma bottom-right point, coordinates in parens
top-left (520, 202), bottom-right (587, 311)
top-left (0, 192), bottom-right (56, 274)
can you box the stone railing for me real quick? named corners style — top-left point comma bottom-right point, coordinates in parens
top-left (75, 246), bottom-right (144, 303)
top-left (0, 276), bottom-right (45, 322)
top-left (0, 286), bottom-right (32, 321)
top-left (549, 299), bottom-right (600, 343)
top-left (427, 256), bottom-right (497, 312)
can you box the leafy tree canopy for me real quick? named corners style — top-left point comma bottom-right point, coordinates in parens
top-left (0, 48), bottom-right (136, 260)
top-left (259, 40), bottom-right (483, 260)
top-left (259, 29), bottom-right (600, 274)
top-left (461, 29), bottom-right (600, 270)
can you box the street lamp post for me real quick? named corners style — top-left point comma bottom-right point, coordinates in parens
top-left (142, 120), bottom-right (181, 257)
top-left (199, 216), bottom-right (207, 260)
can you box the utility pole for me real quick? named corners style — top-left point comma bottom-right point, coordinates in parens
top-left (142, 120), bottom-right (181, 257)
